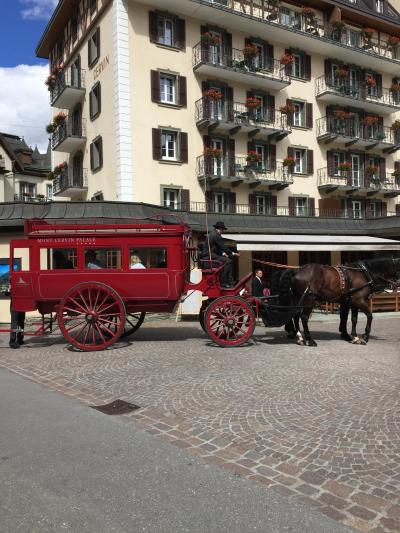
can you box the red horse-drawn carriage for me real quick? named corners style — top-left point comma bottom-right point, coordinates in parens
top-left (5, 219), bottom-right (261, 350)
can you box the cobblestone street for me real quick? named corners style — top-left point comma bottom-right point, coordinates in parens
top-left (1, 315), bottom-right (400, 533)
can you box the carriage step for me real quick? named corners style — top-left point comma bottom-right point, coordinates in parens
top-left (90, 399), bottom-right (141, 415)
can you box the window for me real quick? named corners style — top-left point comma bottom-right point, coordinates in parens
top-left (333, 152), bottom-right (346, 176)
top-left (160, 74), bottom-right (176, 104)
top-left (214, 192), bottom-right (226, 213)
top-left (255, 195), bottom-right (266, 214)
top-left (70, 13), bottom-right (78, 43)
top-left (90, 136), bottom-right (103, 171)
top-left (292, 54), bottom-right (303, 78)
top-left (161, 130), bottom-right (177, 160)
top-left (369, 202), bottom-right (377, 218)
top-left (84, 248), bottom-right (121, 269)
top-left (375, 0), bottom-right (384, 13)
top-left (163, 188), bottom-right (180, 209)
top-left (351, 200), bottom-right (362, 219)
top-left (47, 184), bottom-right (53, 199)
top-left (89, 82), bottom-right (101, 120)
top-left (40, 248), bottom-right (77, 270)
top-left (149, 12), bottom-right (185, 49)
top-left (280, 7), bottom-right (301, 29)
top-left (129, 248), bottom-right (167, 269)
top-left (70, 56), bottom-right (81, 88)
top-left (19, 182), bottom-right (36, 201)
top-left (296, 197), bottom-right (307, 216)
top-left (293, 100), bottom-right (305, 127)
top-left (88, 27), bottom-right (100, 67)
top-left (294, 149), bottom-right (305, 173)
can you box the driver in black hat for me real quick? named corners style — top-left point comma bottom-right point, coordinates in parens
top-left (209, 221), bottom-right (239, 287)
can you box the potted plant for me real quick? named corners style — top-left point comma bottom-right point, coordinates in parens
top-left (53, 162), bottom-right (67, 176)
top-left (203, 89), bottom-right (223, 100)
top-left (331, 20), bottom-right (346, 40)
top-left (204, 147), bottom-right (223, 159)
top-left (201, 32), bottom-right (220, 46)
top-left (246, 150), bottom-right (262, 164)
top-left (46, 123), bottom-right (56, 134)
top-left (365, 75), bottom-right (376, 88)
top-left (279, 104), bottom-right (295, 115)
top-left (333, 110), bottom-right (351, 120)
top-left (243, 44), bottom-right (259, 59)
top-left (365, 165), bottom-right (379, 176)
top-left (362, 115), bottom-right (379, 126)
top-left (361, 27), bottom-right (374, 39)
top-left (283, 156), bottom-right (295, 168)
top-left (47, 171), bottom-right (55, 180)
top-left (45, 74), bottom-right (56, 91)
top-left (391, 168), bottom-right (400, 178)
top-left (53, 112), bottom-right (67, 126)
top-left (246, 97), bottom-right (262, 109)
top-left (335, 67), bottom-right (349, 79)
top-left (387, 35), bottom-right (400, 47)
top-left (390, 82), bottom-right (400, 96)
top-left (338, 161), bottom-right (352, 172)
top-left (280, 53), bottom-right (294, 66)
top-left (391, 120), bottom-right (400, 130)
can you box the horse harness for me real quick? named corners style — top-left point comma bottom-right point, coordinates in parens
top-left (334, 261), bottom-right (380, 299)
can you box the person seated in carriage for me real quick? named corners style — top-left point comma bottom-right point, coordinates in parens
top-left (129, 252), bottom-right (146, 269)
top-left (85, 250), bottom-right (104, 269)
top-left (207, 221), bottom-right (240, 288)
top-left (53, 250), bottom-right (73, 269)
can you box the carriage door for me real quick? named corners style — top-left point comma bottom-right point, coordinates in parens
top-left (212, 139), bottom-right (224, 175)
top-left (351, 154), bottom-right (360, 186)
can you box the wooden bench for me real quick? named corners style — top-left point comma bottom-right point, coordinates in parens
top-left (317, 293), bottom-right (400, 313)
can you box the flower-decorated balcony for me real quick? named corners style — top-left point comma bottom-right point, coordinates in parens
top-left (192, 43), bottom-right (290, 91)
top-left (13, 194), bottom-right (51, 203)
top-left (52, 166), bottom-right (88, 197)
top-left (51, 115), bottom-right (87, 152)
top-left (138, 0), bottom-right (400, 74)
top-left (196, 154), bottom-right (293, 189)
top-left (48, 68), bottom-right (86, 109)
top-left (317, 116), bottom-right (400, 152)
top-left (195, 96), bottom-right (291, 140)
top-left (317, 167), bottom-right (400, 195)
top-left (315, 76), bottom-right (399, 114)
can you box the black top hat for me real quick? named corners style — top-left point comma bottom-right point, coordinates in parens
top-left (214, 221), bottom-right (227, 230)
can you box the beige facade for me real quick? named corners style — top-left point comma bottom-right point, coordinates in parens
top-left (38, 0), bottom-right (400, 219)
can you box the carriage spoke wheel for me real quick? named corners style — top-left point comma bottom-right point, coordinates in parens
top-left (58, 282), bottom-right (126, 351)
top-left (121, 312), bottom-right (146, 338)
top-left (205, 296), bottom-right (255, 347)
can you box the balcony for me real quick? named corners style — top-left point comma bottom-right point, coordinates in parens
top-left (51, 117), bottom-right (86, 152)
top-left (136, 0), bottom-right (400, 74)
top-left (50, 69), bottom-right (86, 109)
top-left (192, 44), bottom-right (290, 91)
top-left (53, 167), bottom-right (88, 197)
top-left (317, 167), bottom-right (400, 196)
top-left (315, 77), bottom-right (399, 114)
top-left (13, 194), bottom-right (51, 203)
top-left (317, 117), bottom-right (400, 152)
top-left (195, 98), bottom-right (291, 139)
top-left (196, 155), bottom-right (293, 189)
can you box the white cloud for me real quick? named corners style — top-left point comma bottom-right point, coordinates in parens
top-left (20, 0), bottom-right (58, 21)
top-left (0, 65), bottom-right (52, 153)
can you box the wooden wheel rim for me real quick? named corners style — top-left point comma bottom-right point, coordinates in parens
top-left (58, 282), bottom-right (126, 351)
top-left (205, 296), bottom-right (255, 347)
top-left (121, 312), bottom-right (146, 338)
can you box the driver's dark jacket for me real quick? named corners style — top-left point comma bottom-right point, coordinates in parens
top-left (209, 229), bottom-right (233, 257)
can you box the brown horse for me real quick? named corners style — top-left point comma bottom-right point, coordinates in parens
top-left (283, 257), bottom-right (400, 346)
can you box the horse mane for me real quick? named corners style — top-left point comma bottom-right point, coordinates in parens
top-left (357, 256), bottom-right (394, 274)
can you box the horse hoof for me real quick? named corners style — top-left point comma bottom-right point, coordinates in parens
top-left (296, 339), bottom-right (305, 346)
top-left (351, 337), bottom-right (364, 345)
top-left (341, 333), bottom-right (352, 342)
top-left (306, 340), bottom-right (317, 347)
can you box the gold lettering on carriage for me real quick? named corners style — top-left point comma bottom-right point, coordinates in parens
top-left (37, 237), bottom-right (96, 245)
top-left (93, 55), bottom-right (109, 80)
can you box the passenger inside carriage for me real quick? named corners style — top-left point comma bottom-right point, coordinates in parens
top-left (53, 250), bottom-right (73, 269)
top-left (85, 250), bottom-right (104, 269)
top-left (129, 252), bottom-right (146, 269)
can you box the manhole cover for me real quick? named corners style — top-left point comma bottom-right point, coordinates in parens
top-left (91, 399), bottom-right (141, 415)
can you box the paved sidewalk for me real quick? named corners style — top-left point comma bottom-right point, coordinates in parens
top-left (0, 368), bottom-right (351, 533)
top-left (1, 316), bottom-right (400, 532)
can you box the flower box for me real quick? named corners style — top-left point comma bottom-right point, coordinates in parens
top-left (337, 162), bottom-right (352, 172)
top-left (390, 83), bottom-right (400, 93)
top-left (361, 28), bottom-right (375, 39)
top-left (365, 165), bottom-right (379, 176)
top-left (46, 124), bottom-right (56, 134)
top-left (365, 75), bottom-right (376, 87)
top-left (333, 110), bottom-right (351, 120)
top-left (45, 75), bottom-right (56, 91)
top-left (335, 67), bottom-right (349, 79)
top-left (391, 169), bottom-right (400, 178)
top-left (332, 20), bottom-right (346, 30)
top-left (204, 147), bottom-right (223, 159)
top-left (201, 32), bottom-right (220, 46)
top-left (387, 35), bottom-right (400, 47)
top-left (246, 97), bottom-right (262, 109)
top-left (246, 150), bottom-right (262, 163)
top-left (362, 115), bottom-right (379, 126)
top-left (243, 44), bottom-right (259, 58)
top-left (203, 89), bottom-right (223, 100)
top-left (283, 156), bottom-right (295, 167)
top-left (53, 162), bottom-right (68, 176)
top-left (391, 120), bottom-right (400, 130)
top-left (280, 53), bottom-right (294, 66)
top-left (279, 104), bottom-right (295, 115)
top-left (53, 112), bottom-right (66, 125)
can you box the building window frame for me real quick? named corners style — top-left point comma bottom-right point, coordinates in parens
top-left (161, 130), bottom-right (178, 161)
top-left (295, 197), bottom-right (307, 217)
top-left (160, 73), bottom-right (177, 104)
top-left (163, 187), bottom-right (181, 210)
top-left (89, 82), bottom-right (101, 120)
top-left (292, 100), bottom-right (305, 128)
top-left (294, 148), bottom-right (305, 174)
top-left (88, 27), bottom-right (100, 68)
top-left (90, 136), bottom-right (103, 171)
top-left (158, 16), bottom-right (175, 47)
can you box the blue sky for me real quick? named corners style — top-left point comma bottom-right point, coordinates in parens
top-left (0, 1), bottom-right (57, 151)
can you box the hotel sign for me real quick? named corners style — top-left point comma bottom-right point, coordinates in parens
top-left (93, 55), bottom-right (110, 80)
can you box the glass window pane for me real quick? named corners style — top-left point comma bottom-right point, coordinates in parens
top-left (84, 249), bottom-right (121, 269)
top-left (129, 248), bottom-right (167, 269)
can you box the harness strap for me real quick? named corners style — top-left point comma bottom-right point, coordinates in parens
top-left (253, 259), bottom-right (299, 269)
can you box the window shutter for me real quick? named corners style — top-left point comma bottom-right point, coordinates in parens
top-left (152, 128), bottom-right (161, 160)
top-left (264, 43), bottom-right (274, 69)
top-left (396, 203), bottom-right (400, 216)
top-left (245, 37), bottom-right (252, 47)
top-left (249, 193), bottom-right (256, 214)
top-left (98, 137), bottom-right (103, 168)
top-left (224, 32), bottom-right (232, 66)
top-left (227, 191), bottom-right (236, 213)
top-left (181, 189), bottom-right (190, 210)
top-left (288, 197), bottom-right (296, 216)
top-left (376, 73), bottom-right (382, 98)
top-left (176, 18), bottom-right (186, 49)
top-left (286, 98), bottom-right (293, 126)
top-left (179, 132), bottom-right (188, 163)
top-left (306, 103), bottom-right (313, 129)
top-left (205, 190), bottom-right (213, 211)
top-left (284, 48), bottom-right (292, 76)
top-left (324, 59), bottom-right (332, 81)
top-left (203, 135), bottom-right (212, 148)
top-left (247, 141), bottom-right (255, 152)
top-left (270, 195), bottom-right (277, 215)
top-left (327, 150), bottom-right (334, 174)
top-left (151, 70), bottom-right (160, 102)
top-left (365, 199), bottom-right (372, 219)
top-left (228, 138), bottom-right (235, 176)
top-left (149, 11), bottom-right (158, 43)
top-left (307, 149), bottom-right (314, 175)
top-left (382, 201), bottom-right (387, 217)
top-left (304, 54), bottom-right (311, 80)
top-left (226, 86), bottom-right (234, 121)
top-left (90, 142), bottom-right (93, 170)
top-left (308, 197), bottom-right (315, 217)
top-left (379, 157), bottom-right (386, 179)
top-left (266, 94), bottom-right (275, 121)
top-left (178, 76), bottom-right (187, 107)
top-left (287, 146), bottom-right (294, 158)
top-left (269, 144), bottom-right (276, 171)
top-left (200, 25), bottom-right (209, 61)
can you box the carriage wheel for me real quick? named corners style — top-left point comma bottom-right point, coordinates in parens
top-left (199, 302), bottom-right (210, 332)
top-left (58, 282), bottom-right (126, 351)
top-left (121, 312), bottom-right (146, 338)
top-left (204, 296), bottom-right (255, 347)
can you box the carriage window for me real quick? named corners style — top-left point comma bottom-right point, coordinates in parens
top-left (40, 248), bottom-right (77, 270)
top-left (12, 249), bottom-right (30, 271)
top-left (84, 248), bottom-right (121, 269)
top-left (129, 248), bottom-right (167, 269)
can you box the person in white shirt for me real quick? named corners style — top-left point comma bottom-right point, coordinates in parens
top-left (130, 253), bottom-right (146, 269)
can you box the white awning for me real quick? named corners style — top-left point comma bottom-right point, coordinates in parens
top-left (226, 234), bottom-right (400, 251)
